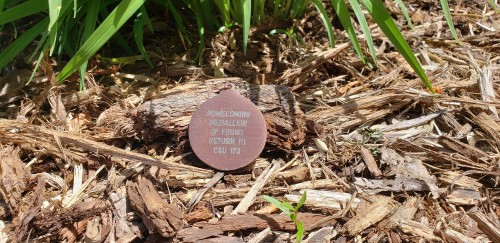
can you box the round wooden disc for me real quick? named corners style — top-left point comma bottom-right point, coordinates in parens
top-left (188, 89), bottom-right (267, 171)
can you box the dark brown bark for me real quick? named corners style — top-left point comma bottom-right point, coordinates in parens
top-left (133, 78), bottom-right (307, 151)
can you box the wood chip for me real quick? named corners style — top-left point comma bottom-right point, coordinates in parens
top-left (126, 176), bottom-right (183, 237)
top-left (360, 146), bottom-right (382, 178)
top-left (247, 227), bottom-right (273, 243)
top-left (285, 189), bottom-right (359, 210)
top-left (0, 146), bottom-right (30, 212)
top-left (399, 220), bottom-right (442, 242)
top-left (231, 159), bottom-right (282, 215)
top-left (343, 197), bottom-right (398, 235)
top-left (438, 136), bottom-right (489, 161)
top-left (192, 213), bottom-right (336, 232)
top-left (467, 211), bottom-right (500, 242)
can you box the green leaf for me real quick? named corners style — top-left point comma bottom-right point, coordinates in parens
top-left (487, 0), bottom-right (500, 13)
top-left (359, 0), bottom-right (434, 93)
top-left (296, 191), bottom-right (307, 209)
top-left (311, 0), bottom-right (335, 47)
top-left (241, 0), bottom-right (251, 55)
top-left (349, 0), bottom-right (378, 66)
top-left (0, 0), bottom-right (48, 25)
top-left (331, 0), bottom-right (366, 63)
top-left (296, 221), bottom-right (305, 243)
top-left (56, 0), bottom-right (146, 82)
top-left (48, 0), bottom-right (62, 32)
top-left (439, 0), bottom-right (460, 42)
top-left (186, 0), bottom-right (205, 62)
top-left (0, 18), bottom-right (49, 70)
top-left (133, 11), bottom-right (153, 67)
top-left (281, 201), bottom-right (295, 211)
top-left (262, 195), bottom-right (291, 217)
top-left (394, 0), bottom-right (413, 29)
top-left (79, 0), bottom-right (100, 90)
top-left (165, 0), bottom-right (191, 46)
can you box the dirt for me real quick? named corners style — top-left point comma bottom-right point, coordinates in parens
top-left (0, 1), bottom-right (499, 242)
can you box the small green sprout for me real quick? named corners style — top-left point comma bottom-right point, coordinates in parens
top-left (263, 191), bottom-right (307, 243)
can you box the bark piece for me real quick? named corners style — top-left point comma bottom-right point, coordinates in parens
top-left (398, 220), bottom-right (442, 242)
top-left (231, 159), bottom-right (282, 215)
top-left (177, 227), bottom-right (223, 243)
top-left (109, 187), bottom-right (136, 240)
top-left (185, 204), bottom-right (213, 224)
top-left (303, 226), bottom-right (336, 243)
top-left (133, 78), bottom-right (307, 150)
top-left (247, 227), bottom-right (272, 243)
top-left (438, 136), bottom-right (489, 162)
top-left (388, 197), bottom-right (419, 227)
top-left (191, 213), bottom-right (336, 232)
top-left (343, 197), bottom-right (398, 235)
top-left (0, 146), bottom-right (30, 212)
top-left (360, 147), bottom-right (382, 178)
top-left (127, 177), bottom-right (183, 237)
top-left (285, 189), bottom-right (360, 210)
top-left (446, 188), bottom-right (481, 205)
top-left (467, 211), bottom-right (500, 242)
top-left (466, 109), bottom-right (500, 142)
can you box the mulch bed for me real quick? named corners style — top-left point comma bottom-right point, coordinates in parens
top-left (0, 1), bottom-right (498, 242)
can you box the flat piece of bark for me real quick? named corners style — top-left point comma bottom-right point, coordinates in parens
top-left (247, 227), bottom-right (272, 243)
top-left (380, 149), bottom-right (439, 198)
top-left (126, 177), bottom-right (183, 237)
top-left (360, 147), bottom-right (382, 178)
top-left (191, 213), bottom-right (336, 232)
top-left (344, 197), bottom-right (398, 235)
top-left (231, 159), bottom-right (281, 215)
top-left (303, 226), bottom-right (336, 243)
top-left (177, 227), bottom-right (223, 243)
top-left (388, 197), bottom-right (419, 227)
top-left (0, 146), bottom-right (30, 212)
top-left (398, 220), bottom-right (442, 242)
top-left (133, 78), bottom-right (307, 150)
top-left (438, 136), bottom-right (489, 161)
top-left (285, 189), bottom-right (359, 210)
top-left (467, 212), bottom-right (500, 242)
top-left (446, 188), bottom-right (481, 205)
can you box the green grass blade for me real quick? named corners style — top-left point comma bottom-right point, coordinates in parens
top-left (133, 11), bottom-right (153, 67)
top-left (98, 7), bottom-right (134, 55)
top-left (359, 0), bottom-right (434, 93)
top-left (296, 221), bottom-right (305, 243)
top-left (214, 0), bottom-right (231, 27)
top-left (185, 0), bottom-right (205, 62)
top-left (439, 0), bottom-right (460, 42)
top-left (394, 0), bottom-right (413, 29)
top-left (0, 18), bottom-right (48, 70)
top-left (165, 0), bottom-right (191, 45)
top-left (311, 0), bottom-right (335, 47)
top-left (140, 5), bottom-right (153, 33)
top-left (296, 191), bottom-right (307, 209)
top-left (200, 0), bottom-right (219, 30)
top-left (487, 0), bottom-right (500, 13)
top-left (241, 0), bottom-right (251, 55)
top-left (262, 195), bottom-right (292, 217)
top-left (56, 0), bottom-right (146, 82)
top-left (79, 0), bottom-right (100, 90)
top-left (349, 0), bottom-right (378, 66)
top-left (331, 0), bottom-right (367, 64)
top-left (0, 0), bottom-right (5, 31)
top-left (0, 0), bottom-right (48, 25)
top-left (48, 0), bottom-right (62, 32)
